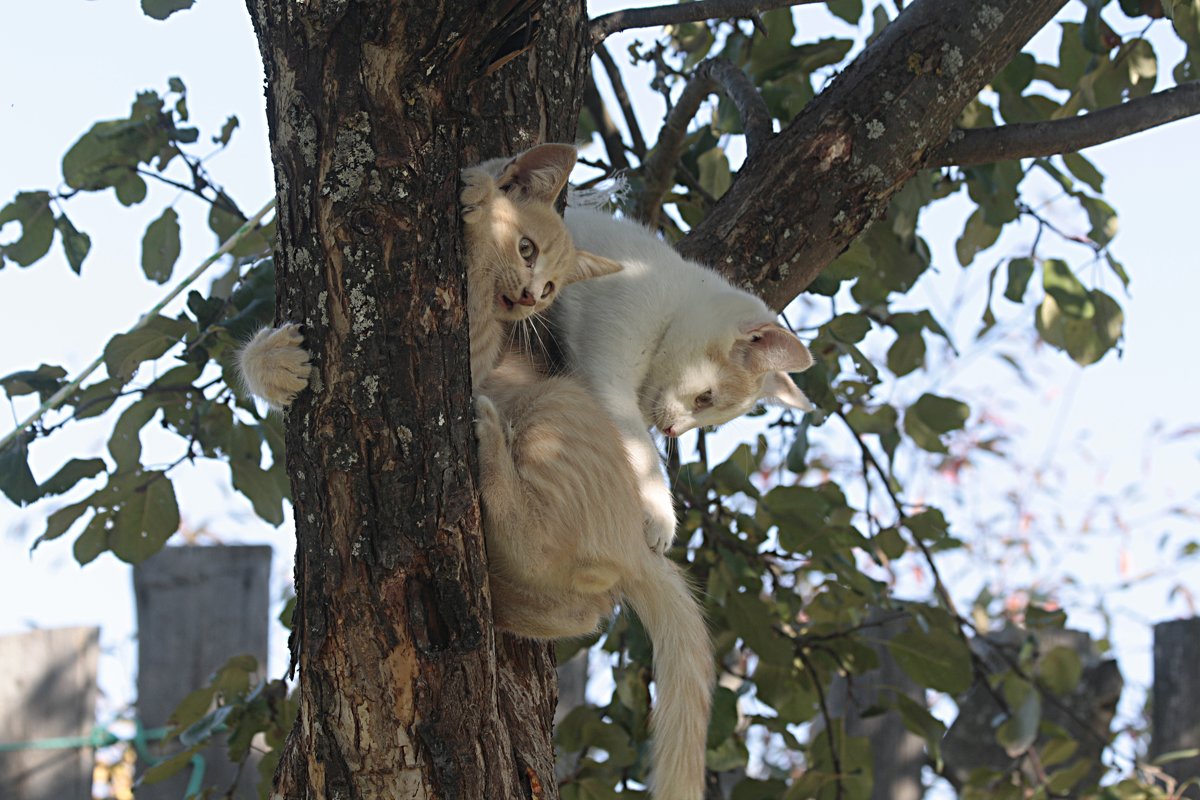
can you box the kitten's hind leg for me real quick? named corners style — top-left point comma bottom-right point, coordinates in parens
top-left (237, 323), bottom-right (312, 409)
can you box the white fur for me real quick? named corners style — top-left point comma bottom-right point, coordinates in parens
top-left (553, 207), bottom-right (813, 553)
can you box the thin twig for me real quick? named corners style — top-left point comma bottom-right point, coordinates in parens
top-left (833, 408), bottom-right (961, 618)
top-left (797, 647), bottom-right (846, 800)
top-left (583, 72), bottom-right (631, 172)
top-left (638, 58), bottom-right (771, 224)
top-left (591, 0), bottom-right (825, 44)
top-left (930, 81), bottom-right (1200, 167)
top-left (0, 198), bottom-right (276, 454)
top-left (595, 43), bottom-right (648, 158)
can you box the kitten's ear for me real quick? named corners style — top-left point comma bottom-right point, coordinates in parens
top-left (570, 250), bottom-right (623, 284)
top-left (737, 322), bottom-right (814, 373)
top-left (762, 371), bottom-right (813, 411)
top-left (497, 144), bottom-right (578, 204)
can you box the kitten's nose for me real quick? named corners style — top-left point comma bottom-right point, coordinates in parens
top-left (515, 289), bottom-right (536, 307)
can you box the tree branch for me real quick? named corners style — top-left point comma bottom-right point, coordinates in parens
top-left (584, 71), bottom-right (631, 172)
top-left (678, 0), bottom-right (1073, 311)
top-left (591, 0), bottom-right (824, 44)
top-left (929, 81), bottom-right (1200, 168)
top-left (638, 58), bottom-right (772, 224)
top-left (594, 42), bottom-right (648, 159)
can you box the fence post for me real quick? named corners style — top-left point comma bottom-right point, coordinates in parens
top-left (0, 626), bottom-right (99, 800)
top-left (1152, 618), bottom-right (1200, 797)
top-left (826, 611), bottom-right (925, 800)
top-left (133, 545), bottom-right (272, 799)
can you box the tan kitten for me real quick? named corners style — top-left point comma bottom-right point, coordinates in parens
top-left (476, 356), bottom-right (713, 800)
top-left (236, 144), bottom-right (619, 405)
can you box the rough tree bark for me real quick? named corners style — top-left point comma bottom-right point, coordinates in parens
top-left (680, 0), bottom-right (1070, 310)
top-left (244, 2), bottom-right (589, 797)
top-left (240, 0), bottom-right (1140, 796)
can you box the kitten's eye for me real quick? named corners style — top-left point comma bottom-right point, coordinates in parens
top-left (541, 282), bottom-right (555, 298)
top-left (518, 237), bottom-right (537, 262)
top-left (693, 390), bottom-right (714, 410)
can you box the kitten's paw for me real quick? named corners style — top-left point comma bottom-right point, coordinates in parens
top-left (642, 490), bottom-right (678, 555)
top-left (460, 168), bottom-right (496, 223)
top-left (474, 394), bottom-right (503, 435)
top-left (237, 323), bottom-right (312, 409)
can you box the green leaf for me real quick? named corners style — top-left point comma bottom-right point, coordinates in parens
top-left (886, 627), bottom-right (973, 695)
top-left (1062, 152), bottom-right (1104, 192)
top-left (1047, 758), bottom-right (1093, 794)
top-left (697, 148), bottom-right (732, 200)
top-left (103, 315), bottom-right (189, 381)
top-left (169, 685), bottom-right (217, 731)
top-left (213, 115), bottom-right (239, 146)
top-left (140, 746), bottom-right (202, 785)
top-left (141, 0), bottom-right (196, 20)
top-left (955, 208), bottom-right (1002, 266)
top-left (707, 687), bottom-right (739, 748)
top-left (1039, 646), bottom-right (1083, 694)
top-left (1079, 195), bottom-right (1118, 246)
top-left (230, 455), bottom-right (286, 526)
top-left (208, 192), bottom-right (245, 242)
top-left (38, 458), bottom-right (106, 498)
top-left (54, 214), bottom-right (91, 274)
top-left (109, 472), bottom-right (180, 563)
top-left (887, 332), bottom-right (925, 377)
top-left (62, 100), bottom-right (168, 197)
top-left (38, 498), bottom-right (93, 546)
top-left (828, 313), bottom-right (871, 344)
top-left (826, 0), bottom-right (862, 23)
top-left (73, 510), bottom-right (111, 565)
top-left (1041, 737), bottom-right (1079, 768)
top-left (874, 526), bottom-right (906, 560)
top-left (109, 399), bottom-right (162, 472)
top-left (845, 404), bottom-right (898, 435)
top-left (0, 191), bottom-right (55, 267)
top-left (1036, 290), bottom-right (1124, 366)
top-left (1042, 259), bottom-right (1093, 318)
top-left (1004, 257), bottom-right (1035, 303)
top-left (904, 508), bottom-right (950, 542)
top-left (997, 677), bottom-right (1041, 756)
top-left (0, 434), bottom-right (39, 505)
top-left (0, 363), bottom-right (67, 399)
top-left (141, 207), bottom-right (181, 284)
top-left (903, 393), bottom-right (970, 453)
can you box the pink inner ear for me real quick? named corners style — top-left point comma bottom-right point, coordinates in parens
top-left (740, 322), bottom-right (814, 373)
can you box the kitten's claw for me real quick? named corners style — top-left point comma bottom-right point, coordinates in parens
top-left (237, 323), bottom-right (312, 409)
top-left (460, 168), bottom-right (495, 223)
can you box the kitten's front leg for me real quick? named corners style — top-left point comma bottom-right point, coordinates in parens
top-left (237, 323), bottom-right (312, 409)
top-left (614, 416), bottom-right (677, 555)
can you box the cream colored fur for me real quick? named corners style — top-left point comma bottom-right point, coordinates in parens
top-left (235, 144), bottom-right (714, 799)
top-left (476, 357), bottom-right (712, 800)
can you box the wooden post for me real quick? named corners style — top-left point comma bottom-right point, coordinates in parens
top-left (826, 612), bottom-right (925, 800)
top-left (0, 626), bottom-right (99, 800)
top-left (133, 545), bottom-right (272, 799)
top-left (1152, 618), bottom-right (1200, 797)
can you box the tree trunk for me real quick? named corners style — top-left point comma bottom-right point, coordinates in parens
top-left (243, 2), bottom-right (590, 796)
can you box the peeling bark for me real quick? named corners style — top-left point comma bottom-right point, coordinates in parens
top-left (244, 2), bottom-right (589, 797)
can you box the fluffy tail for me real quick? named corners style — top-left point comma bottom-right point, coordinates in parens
top-left (622, 558), bottom-right (714, 800)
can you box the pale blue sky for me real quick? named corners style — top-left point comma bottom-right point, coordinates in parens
top-left (0, 0), bottom-right (1196, 785)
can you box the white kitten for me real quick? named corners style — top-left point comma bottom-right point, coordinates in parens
top-left (554, 207), bottom-right (814, 553)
